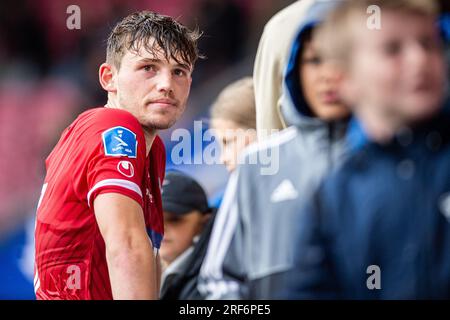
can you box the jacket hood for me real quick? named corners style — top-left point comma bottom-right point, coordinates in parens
top-left (281, 0), bottom-right (343, 128)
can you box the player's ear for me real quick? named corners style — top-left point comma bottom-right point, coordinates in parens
top-left (99, 62), bottom-right (117, 93)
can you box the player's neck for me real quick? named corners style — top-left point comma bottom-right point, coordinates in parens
top-left (105, 97), bottom-right (120, 110)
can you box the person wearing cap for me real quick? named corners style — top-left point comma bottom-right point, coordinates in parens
top-left (159, 171), bottom-right (214, 300)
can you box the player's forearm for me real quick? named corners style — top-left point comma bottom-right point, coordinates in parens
top-left (106, 239), bottom-right (157, 300)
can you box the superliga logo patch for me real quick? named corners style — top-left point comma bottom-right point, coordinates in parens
top-left (102, 126), bottom-right (137, 158)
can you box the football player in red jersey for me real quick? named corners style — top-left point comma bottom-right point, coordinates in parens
top-left (34, 11), bottom-right (201, 300)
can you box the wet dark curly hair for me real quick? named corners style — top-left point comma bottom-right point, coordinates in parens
top-left (107, 11), bottom-right (203, 69)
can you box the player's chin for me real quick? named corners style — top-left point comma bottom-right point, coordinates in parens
top-left (146, 115), bottom-right (179, 130)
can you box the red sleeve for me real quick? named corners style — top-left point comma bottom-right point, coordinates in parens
top-left (84, 109), bottom-right (147, 208)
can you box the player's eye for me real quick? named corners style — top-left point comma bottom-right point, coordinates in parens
top-left (173, 68), bottom-right (187, 77)
top-left (143, 65), bottom-right (157, 72)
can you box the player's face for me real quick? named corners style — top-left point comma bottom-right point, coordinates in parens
top-left (211, 118), bottom-right (257, 173)
top-left (115, 42), bottom-right (192, 131)
top-left (160, 211), bottom-right (205, 265)
top-left (344, 12), bottom-right (446, 125)
top-left (299, 39), bottom-right (350, 121)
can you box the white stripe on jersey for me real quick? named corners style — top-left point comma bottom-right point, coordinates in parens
top-left (34, 269), bottom-right (40, 294)
top-left (87, 179), bottom-right (143, 206)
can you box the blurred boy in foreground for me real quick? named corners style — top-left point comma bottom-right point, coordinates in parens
top-left (287, 0), bottom-right (450, 299)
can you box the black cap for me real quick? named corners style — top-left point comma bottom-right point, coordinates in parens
top-left (162, 171), bottom-right (211, 215)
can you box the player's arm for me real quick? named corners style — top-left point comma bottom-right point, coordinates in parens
top-left (94, 192), bottom-right (157, 300)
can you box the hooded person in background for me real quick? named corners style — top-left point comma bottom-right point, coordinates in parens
top-left (252, 0), bottom-right (448, 141)
top-left (198, 0), bottom-right (351, 300)
top-left (159, 171), bottom-right (214, 300)
top-left (253, 0), bottom-right (318, 141)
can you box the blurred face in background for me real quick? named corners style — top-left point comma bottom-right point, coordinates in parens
top-left (300, 38), bottom-right (350, 121)
top-left (160, 210), bottom-right (208, 265)
top-left (342, 11), bottom-right (447, 126)
top-left (211, 118), bottom-right (257, 172)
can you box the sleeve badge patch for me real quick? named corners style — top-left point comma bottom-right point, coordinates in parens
top-left (102, 126), bottom-right (137, 158)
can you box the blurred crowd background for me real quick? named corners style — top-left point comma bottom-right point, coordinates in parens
top-left (0, 0), bottom-right (294, 298)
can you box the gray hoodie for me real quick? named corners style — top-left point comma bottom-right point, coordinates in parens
top-left (198, 0), bottom-right (348, 299)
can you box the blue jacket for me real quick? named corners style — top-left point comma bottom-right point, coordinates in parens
top-left (286, 106), bottom-right (450, 299)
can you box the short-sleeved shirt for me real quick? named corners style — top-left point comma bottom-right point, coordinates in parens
top-left (34, 107), bottom-right (165, 300)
